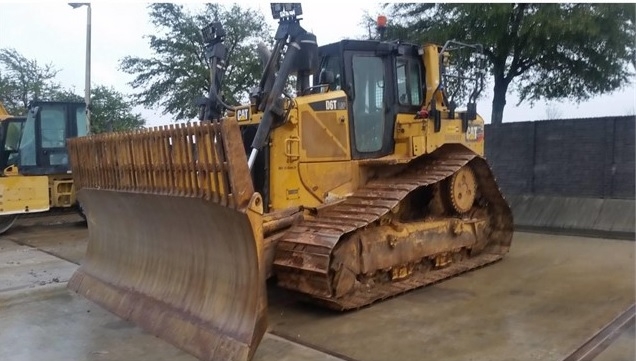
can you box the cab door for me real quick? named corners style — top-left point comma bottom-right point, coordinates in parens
top-left (0, 117), bottom-right (25, 169)
top-left (37, 104), bottom-right (70, 170)
top-left (344, 51), bottom-right (396, 159)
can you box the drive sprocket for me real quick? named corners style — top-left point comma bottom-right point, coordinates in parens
top-left (448, 166), bottom-right (476, 214)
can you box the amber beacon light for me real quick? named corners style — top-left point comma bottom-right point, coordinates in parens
top-left (377, 15), bottom-right (387, 39)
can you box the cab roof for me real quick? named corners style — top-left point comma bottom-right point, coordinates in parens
top-left (318, 39), bottom-right (421, 57)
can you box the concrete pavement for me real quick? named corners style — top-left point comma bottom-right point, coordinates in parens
top-left (0, 224), bottom-right (633, 361)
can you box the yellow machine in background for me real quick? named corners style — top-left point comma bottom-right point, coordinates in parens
top-left (0, 102), bottom-right (8, 119)
top-left (67, 5), bottom-right (513, 361)
top-left (0, 101), bottom-right (88, 234)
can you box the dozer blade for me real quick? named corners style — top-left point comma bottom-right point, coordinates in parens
top-left (66, 121), bottom-right (266, 361)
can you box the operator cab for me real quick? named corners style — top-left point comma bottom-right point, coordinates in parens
top-left (18, 101), bottom-right (87, 175)
top-left (316, 40), bottom-right (424, 159)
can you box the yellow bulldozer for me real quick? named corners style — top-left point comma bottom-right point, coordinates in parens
top-left (0, 100), bottom-right (88, 233)
top-left (66, 4), bottom-right (513, 361)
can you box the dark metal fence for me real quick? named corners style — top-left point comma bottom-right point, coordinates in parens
top-left (485, 116), bottom-right (635, 200)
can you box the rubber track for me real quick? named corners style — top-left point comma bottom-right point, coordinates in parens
top-left (273, 145), bottom-right (513, 310)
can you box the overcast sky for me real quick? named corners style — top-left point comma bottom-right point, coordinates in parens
top-left (1, 0), bottom-right (634, 127)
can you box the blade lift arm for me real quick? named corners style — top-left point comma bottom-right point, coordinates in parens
top-left (198, 4), bottom-right (318, 170)
top-left (248, 3), bottom-right (316, 169)
top-left (199, 22), bottom-right (231, 121)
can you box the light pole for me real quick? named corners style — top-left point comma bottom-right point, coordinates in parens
top-left (69, 2), bottom-right (91, 134)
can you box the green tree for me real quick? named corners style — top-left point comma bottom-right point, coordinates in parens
top-left (52, 85), bottom-right (146, 133)
top-left (385, 3), bottom-right (636, 124)
top-left (0, 48), bottom-right (143, 133)
top-left (0, 48), bottom-right (62, 115)
top-left (120, 3), bottom-right (273, 121)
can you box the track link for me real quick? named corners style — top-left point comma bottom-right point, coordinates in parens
top-left (273, 145), bottom-right (514, 310)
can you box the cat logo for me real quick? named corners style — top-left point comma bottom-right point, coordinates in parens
top-left (236, 106), bottom-right (250, 122)
top-left (466, 124), bottom-right (484, 142)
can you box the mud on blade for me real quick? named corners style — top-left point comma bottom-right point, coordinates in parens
top-left (67, 121), bottom-right (267, 361)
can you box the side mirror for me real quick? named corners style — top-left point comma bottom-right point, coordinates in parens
top-left (318, 69), bottom-right (335, 85)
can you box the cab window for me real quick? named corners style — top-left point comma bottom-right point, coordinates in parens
top-left (320, 56), bottom-right (342, 91)
top-left (352, 55), bottom-right (385, 153)
top-left (40, 105), bottom-right (67, 148)
top-left (19, 110), bottom-right (37, 166)
top-left (396, 58), bottom-right (422, 106)
top-left (5, 121), bottom-right (23, 151)
top-left (76, 107), bottom-right (88, 136)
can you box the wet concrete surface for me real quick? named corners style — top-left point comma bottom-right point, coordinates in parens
top-left (265, 232), bottom-right (635, 361)
top-left (5, 221), bottom-right (87, 265)
top-left (595, 321), bottom-right (635, 361)
top-left (0, 223), bottom-right (634, 361)
top-left (0, 286), bottom-right (343, 361)
top-left (0, 240), bottom-right (75, 297)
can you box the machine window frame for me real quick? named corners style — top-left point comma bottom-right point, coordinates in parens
top-left (18, 102), bottom-right (85, 175)
top-left (76, 107), bottom-right (88, 136)
top-left (350, 54), bottom-right (386, 153)
top-left (4, 120), bottom-right (24, 152)
top-left (1, 118), bottom-right (25, 169)
top-left (39, 105), bottom-right (68, 149)
top-left (19, 108), bottom-right (38, 167)
top-left (395, 56), bottom-right (423, 110)
top-left (319, 55), bottom-right (343, 91)
top-left (343, 49), bottom-right (396, 160)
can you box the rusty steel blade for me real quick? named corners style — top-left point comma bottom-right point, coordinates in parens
top-left (66, 120), bottom-right (267, 361)
top-left (68, 189), bottom-right (267, 361)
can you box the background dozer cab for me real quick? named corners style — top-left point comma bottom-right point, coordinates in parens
top-left (67, 4), bottom-right (513, 361)
top-left (0, 101), bottom-right (88, 234)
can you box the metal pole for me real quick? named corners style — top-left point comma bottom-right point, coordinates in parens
top-left (69, 3), bottom-right (92, 133)
top-left (86, 4), bottom-right (92, 134)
